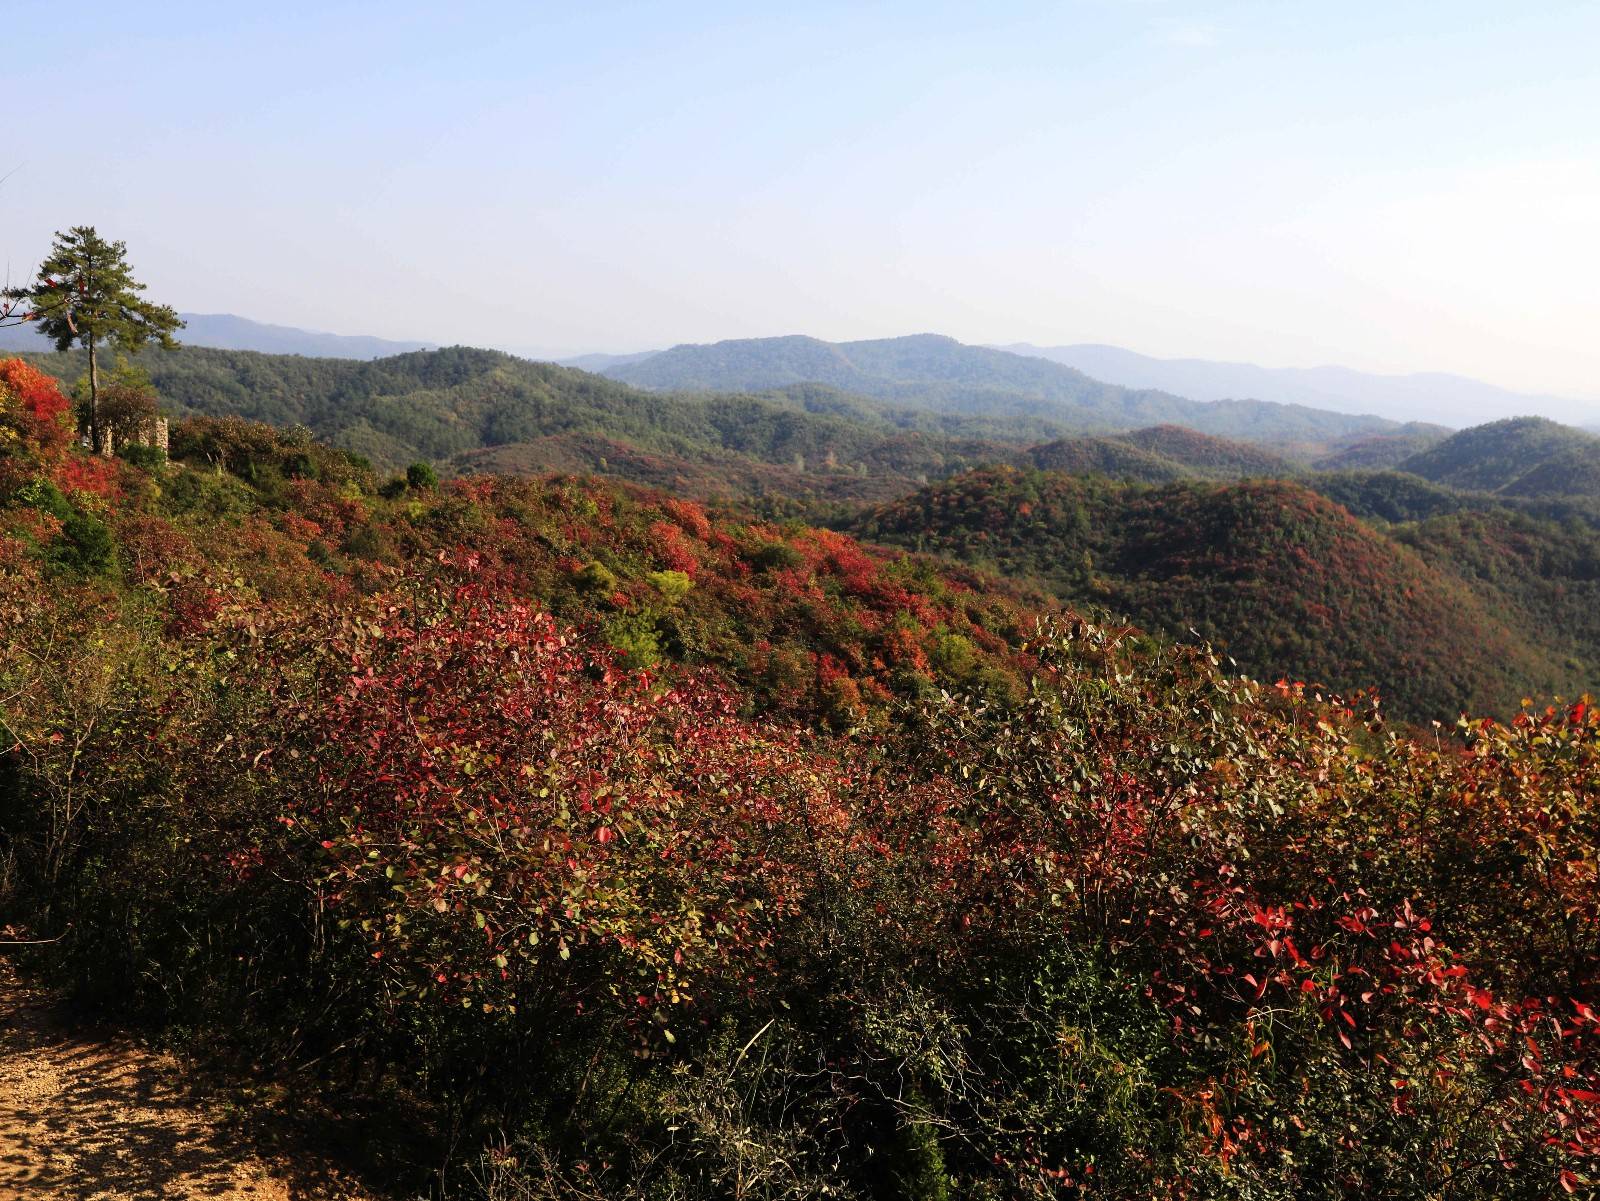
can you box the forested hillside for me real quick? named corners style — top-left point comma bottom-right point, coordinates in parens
top-left (1027, 425), bottom-right (1295, 481)
top-left (604, 333), bottom-right (1408, 448)
top-left (1021, 428), bottom-right (1290, 484)
top-left (1310, 425), bottom-right (1449, 470)
top-left (22, 346), bottom-right (1030, 493)
top-left (5, 358), bottom-right (1598, 1199)
top-left (23, 343), bottom-right (1414, 480)
top-left (852, 466), bottom-right (1598, 721)
top-left (1399, 416), bottom-right (1600, 497)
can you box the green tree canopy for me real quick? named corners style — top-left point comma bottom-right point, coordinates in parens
top-left (3, 226), bottom-right (181, 448)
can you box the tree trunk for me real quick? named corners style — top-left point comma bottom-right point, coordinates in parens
top-left (87, 337), bottom-right (102, 454)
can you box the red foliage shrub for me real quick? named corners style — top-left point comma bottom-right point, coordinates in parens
top-left (165, 578), bottom-right (225, 636)
top-left (266, 578), bottom-right (847, 1032)
top-left (111, 514), bottom-right (200, 585)
top-left (54, 453), bottom-right (121, 500)
top-left (0, 358), bottom-right (71, 428)
top-left (648, 519), bottom-right (700, 575)
top-left (662, 497), bottom-right (712, 541)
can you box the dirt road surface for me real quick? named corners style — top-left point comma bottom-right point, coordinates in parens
top-left (0, 962), bottom-right (373, 1201)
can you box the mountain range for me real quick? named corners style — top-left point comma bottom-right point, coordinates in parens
top-left (593, 333), bottom-right (1415, 450)
top-left (0, 312), bottom-right (434, 359)
top-left (9, 308), bottom-right (1589, 430)
top-left (566, 336), bottom-right (1596, 429)
top-left (12, 342), bottom-right (1464, 511)
top-left (997, 342), bottom-right (1599, 428)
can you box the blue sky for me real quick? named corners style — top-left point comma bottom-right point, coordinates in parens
top-left (4, 1), bottom-right (1598, 397)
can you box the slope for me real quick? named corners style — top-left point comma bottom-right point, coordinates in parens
top-left (1395, 507), bottom-right (1600, 680)
top-left (1023, 425), bottom-right (1293, 483)
top-left (605, 333), bottom-right (1405, 449)
top-left (1311, 426), bottom-right (1449, 470)
top-left (1398, 416), bottom-right (1600, 497)
top-left (20, 346), bottom-right (1022, 494)
top-left (5, 360), bottom-right (1598, 1200)
top-left (851, 467), bottom-right (1581, 721)
top-left (1116, 424), bottom-right (1294, 476)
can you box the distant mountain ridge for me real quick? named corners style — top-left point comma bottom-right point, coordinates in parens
top-left (0, 312), bottom-right (434, 360)
top-left (560, 350), bottom-right (660, 373)
top-left (10, 309), bottom-right (1588, 430)
top-left (1000, 342), bottom-right (1599, 428)
top-left (599, 333), bottom-right (1408, 451)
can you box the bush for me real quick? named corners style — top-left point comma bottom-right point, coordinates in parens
top-left (406, 460), bottom-right (440, 490)
top-left (750, 540), bottom-right (804, 572)
top-left (51, 508), bottom-right (116, 574)
top-left (117, 443), bottom-right (168, 471)
top-left (6, 461), bottom-right (1599, 1201)
top-left (12, 479), bottom-right (116, 574)
top-left (572, 560), bottom-right (619, 595)
top-left (647, 569), bottom-right (693, 603)
top-left (605, 611), bottom-right (662, 669)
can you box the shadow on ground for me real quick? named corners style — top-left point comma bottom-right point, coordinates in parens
top-left (0, 963), bottom-right (370, 1200)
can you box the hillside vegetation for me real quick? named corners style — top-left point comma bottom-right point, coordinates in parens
top-left (604, 333), bottom-right (1407, 448)
top-left (1027, 425), bottom-right (1294, 481)
top-left (1310, 426), bottom-right (1449, 470)
top-left (4, 358), bottom-right (1598, 1199)
top-left (23, 345), bottom-right (1035, 493)
top-left (852, 466), bottom-right (1595, 721)
top-left (20, 346), bottom-right (1408, 508)
top-left (1399, 416), bottom-right (1600, 498)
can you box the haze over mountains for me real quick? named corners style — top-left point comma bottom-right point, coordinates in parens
top-left (592, 332), bottom-right (1418, 449)
top-left (7, 310), bottom-right (1590, 431)
top-left (0, 312), bottom-right (434, 360)
top-left (1000, 343), bottom-right (1600, 429)
top-left (596, 334), bottom-right (1594, 429)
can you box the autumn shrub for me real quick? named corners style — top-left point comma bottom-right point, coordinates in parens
top-left (4, 402), bottom-right (1598, 1198)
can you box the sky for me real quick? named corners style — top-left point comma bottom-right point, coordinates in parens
top-left (4, 1), bottom-right (1599, 401)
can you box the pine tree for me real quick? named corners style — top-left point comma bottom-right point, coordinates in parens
top-left (3, 227), bottom-right (182, 450)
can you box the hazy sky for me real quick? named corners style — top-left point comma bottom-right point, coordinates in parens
top-left (5, 1), bottom-right (1599, 399)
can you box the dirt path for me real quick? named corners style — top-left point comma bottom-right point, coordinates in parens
top-left (0, 962), bottom-right (374, 1201)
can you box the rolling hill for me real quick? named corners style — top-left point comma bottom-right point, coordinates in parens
top-left (1311, 426), bottom-right (1449, 470)
top-left (1023, 437), bottom-right (1190, 483)
top-left (1397, 417), bottom-right (1600, 498)
top-left (1394, 507), bottom-right (1600, 685)
top-left (850, 467), bottom-right (1591, 721)
top-left (1024, 425), bottom-right (1294, 482)
top-left (24, 344), bottom-right (1370, 509)
top-left (21, 345), bottom-right (1050, 506)
top-left (1115, 423), bottom-right (1296, 476)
